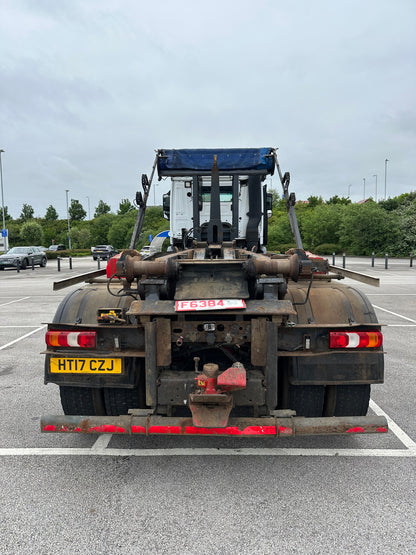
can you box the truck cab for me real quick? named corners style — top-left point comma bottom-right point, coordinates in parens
top-left (162, 149), bottom-right (273, 251)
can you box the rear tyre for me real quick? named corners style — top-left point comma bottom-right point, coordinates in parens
top-left (325, 384), bottom-right (371, 416)
top-left (288, 385), bottom-right (325, 417)
top-left (59, 386), bottom-right (106, 415)
top-left (104, 387), bottom-right (141, 416)
top-left (324, 384), bottom-right (371, 417)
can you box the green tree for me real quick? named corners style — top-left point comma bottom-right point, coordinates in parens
top-left (327, 195), bottom-right (351, 205)
top-left (69, 199), bottom-right (87, 222)
top-left (307, 196), bottom-right (324, 209)
top-left (394, 201), bottom-right (416, 255)
top-left (90, 213), bottom-right (116, 245)
top-left (20, 221), bottom-right (43, 245)
top-left (42, 219), bottom-right (68, 248)
top-left (266, 209), bottom-right (295, 251)
top-left (20, 203), bottom-right (34, 221)
top-left (0, 206), bottom-right (12, 222)
top-left (301, 204), bottom-right (343, 249)
top-left (69, 226), bottom-right (92, 249)
top-left (118, 198), bottom-right (134, 215)
top-left (94, 200), bottom-right (111, 217)
top-left (339, 202), bottom-right (400, 255)
top-left (108, 212), bottom-right (137, 248)
top-left (138, 207), bottom-right (167, 248)
top-left (45, 205), bottom-right (59, 221)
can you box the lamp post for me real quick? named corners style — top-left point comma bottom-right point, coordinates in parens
top-left (348, 184), bottom-right (352, 197)
top-left (373, 174), bottom-right (378, 202)
top-left (65, 189), bottom-right (72, 250)
top-left (86, 196), bottom-right (90, 220)
top-left (0, 149), bottom-right (6, 251)
top-left (384, 158), bottom-right (389, 199)
top-left (363, 177), bottom-right (366, 201)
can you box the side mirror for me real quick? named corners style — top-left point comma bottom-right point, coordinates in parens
top-left (266, 192), bottom-right (273, 212)
top-left (163, 192), bottom-right (170, 220)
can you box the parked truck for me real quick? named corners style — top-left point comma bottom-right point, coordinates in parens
top-left (41, 148), bottom-right (387, 437)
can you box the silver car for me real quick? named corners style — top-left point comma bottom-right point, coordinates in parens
top-left (0, 246), bottom-right (47, 270)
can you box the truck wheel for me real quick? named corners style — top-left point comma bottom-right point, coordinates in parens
top-left (104, 387), bottom-right (141, 416)
top-left (324, 384), bottom-right (370, 417)
top-left (59, 386), bottom-right (106, 416)
top-left (288, 385), bottom-right (324, 417)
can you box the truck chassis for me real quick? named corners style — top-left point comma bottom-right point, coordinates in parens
top-left (42, 148), bottom-right (387, 437)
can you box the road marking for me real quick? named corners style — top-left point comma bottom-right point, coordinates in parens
top-left (0, 326), bottom-right (44, 328)
top-left (373, 305), bottom-right (416, 324)
top-left (0, 400), bottom-right (414, 458)
top-left (370, 399), bottom-right (416, 450)
top-left (0, 296), bottom-right (30, 308)
top-left (385, 325), bottom-right (416, 327)
top-left (0, 325), bottom-right (46, 351)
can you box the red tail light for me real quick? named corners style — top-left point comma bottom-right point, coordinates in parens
top-left (46, 330), bottom-right (96, 348)
top-left (329, 330), bottom-right (382, 349)
top-left (106, 253), bottom-right (121, 278)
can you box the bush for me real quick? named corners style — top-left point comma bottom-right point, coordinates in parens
top-left (46, 249), bottom-right (91, 259)
top-left (268, 243), bottom-right (297, 254)
top-left (21, 221), bottom-right (44, 245)
top-left (314, 243), bottom-right (342, 255)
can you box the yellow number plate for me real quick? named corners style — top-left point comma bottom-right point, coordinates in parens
top-left (50, 357), bottom-right (122, 374)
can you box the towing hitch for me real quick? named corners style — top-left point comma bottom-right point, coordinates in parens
top-left (189, 362), bottom-right (246, 427)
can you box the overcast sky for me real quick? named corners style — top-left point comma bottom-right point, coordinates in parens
top-left (1, 0), bottom-right (415, 219)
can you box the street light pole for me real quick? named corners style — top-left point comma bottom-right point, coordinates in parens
top-left (363, 177), bottom-right (366, 201)
top-left (86, 196), bottom-right (90, 220)
top-left (348, 184), bottom-right (352, 197)
top-left (0, 149), bottom-right (6, 251)
top-left (373, 174), bottom-right (378, 202)
top-left (65, 189), bottom-right (72, 250)
top-left (384, 158), bottom-right (389, 199)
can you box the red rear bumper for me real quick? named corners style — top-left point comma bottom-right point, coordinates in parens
top-left (41, 414), bottom-right (388, 437)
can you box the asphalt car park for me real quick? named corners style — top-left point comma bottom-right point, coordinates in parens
top-left (0, 256), bottom-right (415, 553)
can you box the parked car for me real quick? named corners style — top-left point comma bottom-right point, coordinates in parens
top-left (0, 246), bottom-right (47, 270)
top-left (91, 245), bottom-right (118, 260)
top-left (139, 245), bottom-right (152, 257)
top-left (48, 244), bottom-right (66, 251)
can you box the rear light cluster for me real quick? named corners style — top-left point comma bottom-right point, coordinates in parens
top-left (46, 330), bottom-right (96, 348)
top-left (329, 330), bottom-right (383, 349)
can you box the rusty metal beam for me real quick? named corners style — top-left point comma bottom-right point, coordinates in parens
top-left (41, 414), bottom-right (388, 436)
top-left (329, 266), bottom-right (380, 287)
top-left (53, 269), bottom-right (106, 291)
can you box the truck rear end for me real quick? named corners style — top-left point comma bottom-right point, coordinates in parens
top-left (42, 148), bottom-right (387, 437)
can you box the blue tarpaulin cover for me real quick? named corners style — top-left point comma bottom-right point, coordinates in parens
top-left (157, 148), bottom-right (275, 175)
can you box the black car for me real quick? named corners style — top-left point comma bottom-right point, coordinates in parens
top-left (48, 244), bottom-right (66, 251)
top-left (0, 246), bottom-right (47, 270)
top-left (91, 245), bottom-right (118, 260)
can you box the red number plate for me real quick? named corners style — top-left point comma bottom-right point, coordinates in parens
top-left (175, 299), bottom-right (246, 312)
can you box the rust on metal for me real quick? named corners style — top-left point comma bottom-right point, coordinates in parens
top-left (127, 299), bottom-right (296, 316)
top-left (329, 265), bottom-right (380, 287)
top-left (53, 269), bottom-right (106, 291)
top-left (251, 318), bottom-right (267, 366)
top-left (41, 414), bottom-right (388, 436)
top-left (156, 318), bottom-right (171, 367)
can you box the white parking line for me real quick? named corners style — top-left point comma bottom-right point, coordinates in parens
top-left (0, 296), bottom-right (30, 308)
top-left (0, 326), bottom-right (44, 328)
top-left (0, 400), bottom-right (414, 458)
top-left (0, 325), bottom-right (46, 351)
top-left (373, 305), bottom-right (416, 324)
